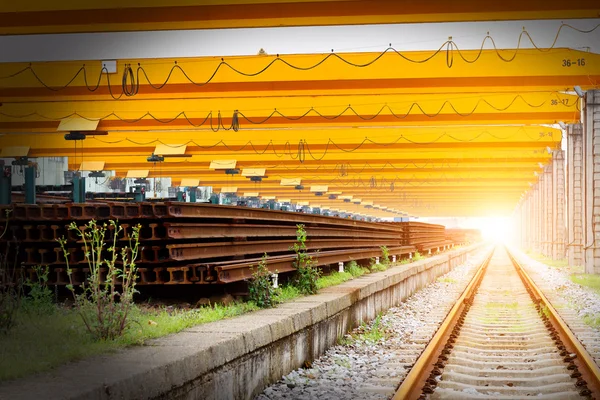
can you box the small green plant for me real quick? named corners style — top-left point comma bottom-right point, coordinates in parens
top-left (380, 246), bottom-right (391, 267)
top-left (583, 314), bottom-right (600, 329)
top-left (346, 261), bottom-right (367, 277)
top-left (22, 265), bottom-right (54, 314)
top-left (413, 251), bottom-right (423, 261)
top-left (570, 274), bottom-right (600, 295)
top-left (436, 277), bottom-right (457, 284)
top-left (58, 220), bottom-right (140, 341)
top-left (367, 258), bottom-right (387, 272)
top-left (339, 314), bottom-right (389, 345)
top-left (275, 285), bottom-right (301, 302)
top-left (0, 208), bottom-right (19, 334)
top-left (291, 224), bottom-right (321, 295)
top-left (317, 271), bottom-right (353, 289)
top-left (248, 254), bottom-right (280, 308)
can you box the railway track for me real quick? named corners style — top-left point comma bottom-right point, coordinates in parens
top-left (394, 247), bottom-right (600, 399)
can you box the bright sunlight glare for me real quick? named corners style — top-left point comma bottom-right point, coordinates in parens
top-left (474, 216), bottom-right (513, 243)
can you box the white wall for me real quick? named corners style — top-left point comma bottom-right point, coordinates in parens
top-left (1, 157), bottom-right (68, 186)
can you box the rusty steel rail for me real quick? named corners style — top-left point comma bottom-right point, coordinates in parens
top-left (508, 249), bottom-right (600, 396)
top-left (212, 246), bottom-right (416, 284)
top-left (163, 202), bottom-right (406, 232)
top-left (394, 247), bottom-right (600, 399)
top-left (392, 247), bottom-right (494, 400)
top-left (167, 238), bottom-right (405, 261)
top-left (163, 222), bottom-right (402, 241)
top-left (0, 201), bottom-right (472, 287)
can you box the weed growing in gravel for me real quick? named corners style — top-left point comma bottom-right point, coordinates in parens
top-left (485, 301), bottom-right (519, 309)
top-left (583, 314), bottom-right (600, 329)
top-left (436, 277), bottom-right (457, 284)
top-left (526, 253), bottom-right (574, 270)
top-left (339, 314), bottom-right (389, 345)
top-left (332, 356), bottom-right (351, 369)
top-left (570, 274), bottom-right (600, 295)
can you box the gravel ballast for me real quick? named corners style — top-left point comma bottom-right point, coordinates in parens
top-left (256, 247), bottom-right (492, 400)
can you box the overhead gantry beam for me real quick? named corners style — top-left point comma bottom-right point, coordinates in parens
top-left (0, 0), bottom-right (598, 34)
top-left (0, 49), bottom-right (598, 101)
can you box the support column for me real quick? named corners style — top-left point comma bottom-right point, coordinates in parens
top-left (525, 192), bottom-right (532, 250)
top-left (544, 164), bottom-right (553, 257)
top-left (538, 173), bottom-right (546, 255)
top-left (533, 181), bottom-right (542, 253)
top-left (552, 150), bottom-right (566, 260)
top-left (583, 90), bottom-right (600, 274)
top-left (567, 124), bottom-right (584, 267)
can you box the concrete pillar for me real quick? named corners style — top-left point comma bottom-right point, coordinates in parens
top-left (568, 124), bottom-right (584, 267)
top-left (533, 182), bottom-right (542, 253)
top-left (552, 150), bottom-right (566, 260)
top-left (539, 175), bottom-right (546, 255)
top-left (521, 196), bottom-right (528, 249)
top-left (523, 191), bottom-right (532, 251)
top-left (583, 90), bottom-right (600, 274)
top-left (544, 165), bottom-right (553, 257)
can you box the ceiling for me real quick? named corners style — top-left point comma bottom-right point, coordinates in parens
top-left (0, 1), bottom-right (598, 218)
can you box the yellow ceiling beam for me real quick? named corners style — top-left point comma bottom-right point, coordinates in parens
top-left (0, 93), bottom-right (578, 120)
top-left (0, 126), bottom-right (561, 147)
top-left (1, 0), bottom-right (598, 35)
top-left (51, 150), bottom-right (552, 167)
top-left (0, 50), bottom-right (598, 100)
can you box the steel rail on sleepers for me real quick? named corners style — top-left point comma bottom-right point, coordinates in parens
top-left (392, 246), bottom-right (494, 399)
top-left (393, 247), bottom-right (600, 399)
top-left (507, 250), bottom-right (600, 396)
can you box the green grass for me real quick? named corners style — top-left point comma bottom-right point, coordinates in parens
top-left (0, 302), bottom-right (258, 382)
top-left (0, 257), bottom-right (381, 382)
top-left (526, 252), bottom-right (579, 270)
top-left (570, 274), bottom-right (600, 295)
top-left (485, 301), bottom-right (519, 309)
top-left (317, 271), bottom-right (354, 289)
top-left (338, 314), bottom-right (389, 345)
top-left (315, 262), bottom-right (371, 289)
top-left (274, 285), bottom-right (301, 302)
top-left (437, 277), bottom-right (457, 284)
top-left (346, 261), bottom-right (367, 277)
top-left (583, 314), bottom-right (600, 329)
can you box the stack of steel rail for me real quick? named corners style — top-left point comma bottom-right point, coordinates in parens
top-left (384, 221), bottom-right (452, 253)
top-left (0, 202), bottom-right (417, 286)
top-left (445, 228), bottom-right (482, 244)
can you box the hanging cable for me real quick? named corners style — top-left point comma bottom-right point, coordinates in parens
top-left (1, 23), bottom-right (597, 94)
top-left (122, 64), bottom-right (139, 97)
top-left (0, 92), bottom-right (579, 130)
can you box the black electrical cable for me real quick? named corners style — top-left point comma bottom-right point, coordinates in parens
top-left (1, 23), bottom-right (597, 96)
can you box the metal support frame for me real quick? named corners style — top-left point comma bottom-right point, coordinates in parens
top-left (24, 166), bottom-right (36, 204)
top-left (72, 175), bottom-right (86, 203)
top-left (0, 163), bottom-right (11, 205)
